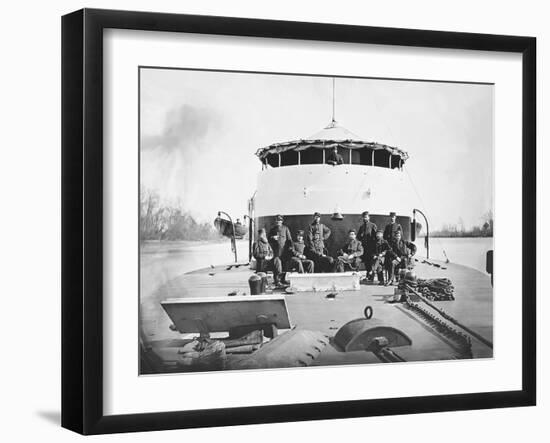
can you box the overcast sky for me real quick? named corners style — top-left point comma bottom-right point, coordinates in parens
top-left (140, 68), bottom-right (493, 230)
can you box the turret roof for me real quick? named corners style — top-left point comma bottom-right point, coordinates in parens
top-left (256, 120), bottom-right (408, 161)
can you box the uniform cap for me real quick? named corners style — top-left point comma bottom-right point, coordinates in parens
top-left (296, 229), bottom-right (305, 236)
top-left (362, 211), bottom-right (369, 216)
top-left (389, 211), bottom-right (396, 216)
top-left (313, 212), bottom-right (321, 217)
top-left (276, 214), bottom-right (284, 221)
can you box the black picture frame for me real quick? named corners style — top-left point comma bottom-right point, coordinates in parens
top-left (62, 8), bottom-right (536, 435)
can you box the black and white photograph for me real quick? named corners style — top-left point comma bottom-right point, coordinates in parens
top-left (139, 68), bottom-right (494, 374)
top-left (0, 0), bottom-right (546, 439)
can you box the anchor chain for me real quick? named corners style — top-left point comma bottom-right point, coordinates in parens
top-left (404, 297), bottom-right (473, 359)
top-left (397, 277), bottom-right (493, 351)
top-left (400, 277), bottom-right (455, 301)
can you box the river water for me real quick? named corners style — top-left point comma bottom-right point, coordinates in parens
top-left (415, 237), bottom-right (493, 274)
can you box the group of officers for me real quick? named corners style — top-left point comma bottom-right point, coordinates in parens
top-left (252, 211), bottom-right (417, 287)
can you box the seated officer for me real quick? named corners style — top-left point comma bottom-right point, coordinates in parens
top-left (306, 231), bottom-right (335, 273)
top-left (336, 229), bottom-right (364, 272)
top-left (386, 230), bottom-right (416, 285)
top-left (370, 229), bottom-right (391, 285)
top-left (252, 228), bottom-right (283, 286)
top-left (288, 230), bottom-right (314, 273)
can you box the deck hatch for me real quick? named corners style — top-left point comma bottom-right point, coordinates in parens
top-left (161, 295), bottom-right (291, 334)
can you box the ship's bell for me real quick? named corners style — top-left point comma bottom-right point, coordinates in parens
top-left (331, 207), bottom-right (344, 220)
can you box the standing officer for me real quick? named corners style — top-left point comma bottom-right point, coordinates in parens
top-left (306, 231), bottom-right (335, 272)
top-left (336, 229), bottom-right (364, 272)
top-left (383, 211), bottom-right (402, 242)
top-left (252, 228), bottom-right (283, 286)
top-left (357, 211), bottom-right (377, 278)
top-left (268, 214), bottom-right (293, 261)
top-left (288, 230), bottom-right (314, 273)
top-left (386, 230), bottom-right (416, 285)
top-left (307, 212), bottom-right (332, 245)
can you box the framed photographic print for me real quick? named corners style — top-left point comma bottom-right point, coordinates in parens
top-left (62, 8), bottom-right (536, 435)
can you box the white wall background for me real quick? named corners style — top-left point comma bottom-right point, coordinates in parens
top-left (0, 1), bottom-right (545, 442)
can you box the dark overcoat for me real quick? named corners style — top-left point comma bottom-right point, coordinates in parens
top-left (307, 222), bottom-right (331, 244)
top-left (383, 222), bottom-right (403, 242)
top-left (268, 224), bottom-right (293, 258)
top-left (357, 221), bottom-right (378, 252)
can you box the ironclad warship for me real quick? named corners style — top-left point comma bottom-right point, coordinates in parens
top-left (140, 86), bottom-right (494, 373)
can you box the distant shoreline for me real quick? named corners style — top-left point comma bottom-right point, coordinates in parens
top-left (419, 235), bottom-right (493, 239)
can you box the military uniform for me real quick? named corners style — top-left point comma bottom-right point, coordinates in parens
top-left (306, 238), bottom-right (335, 272)
top-left (357, 220), bottom-right (378, 273)
top-left (288, 240), bottom-right (314, 273)
top-left (307, 222), bottom-right (331, 245)
top-left (370, 238), bottom-right (391, 284)
top-left (336, 239), bottom-right (364, 272)
top-left (268, 224), bottom-right (293, 259)
top-left (252, 238), bottom-right (282, 284)
top-left (383, 221), bottom-right (402, 242)
top-left (387, 238), bottom-right (417, 282)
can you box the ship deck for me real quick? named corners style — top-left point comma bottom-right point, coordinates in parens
top-left (141, 259), bottom-right (493, 369)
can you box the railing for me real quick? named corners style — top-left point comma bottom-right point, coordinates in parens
top-left (216, 211), bottom-right (238, 263)
top-left (244, 215), bottom-right (254, 262)
top-left (412, 208), bottom-right (429, 259)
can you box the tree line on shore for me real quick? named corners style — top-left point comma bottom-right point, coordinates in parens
top-left (429, 211), bottom-right (493, 238)
top-left (141, 187), bottom-right (493, 241)
top-left (140, 188), bottom-right (220, 241)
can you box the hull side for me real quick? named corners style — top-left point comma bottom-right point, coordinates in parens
top-left (254, 164), bottom-right (418, 218)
